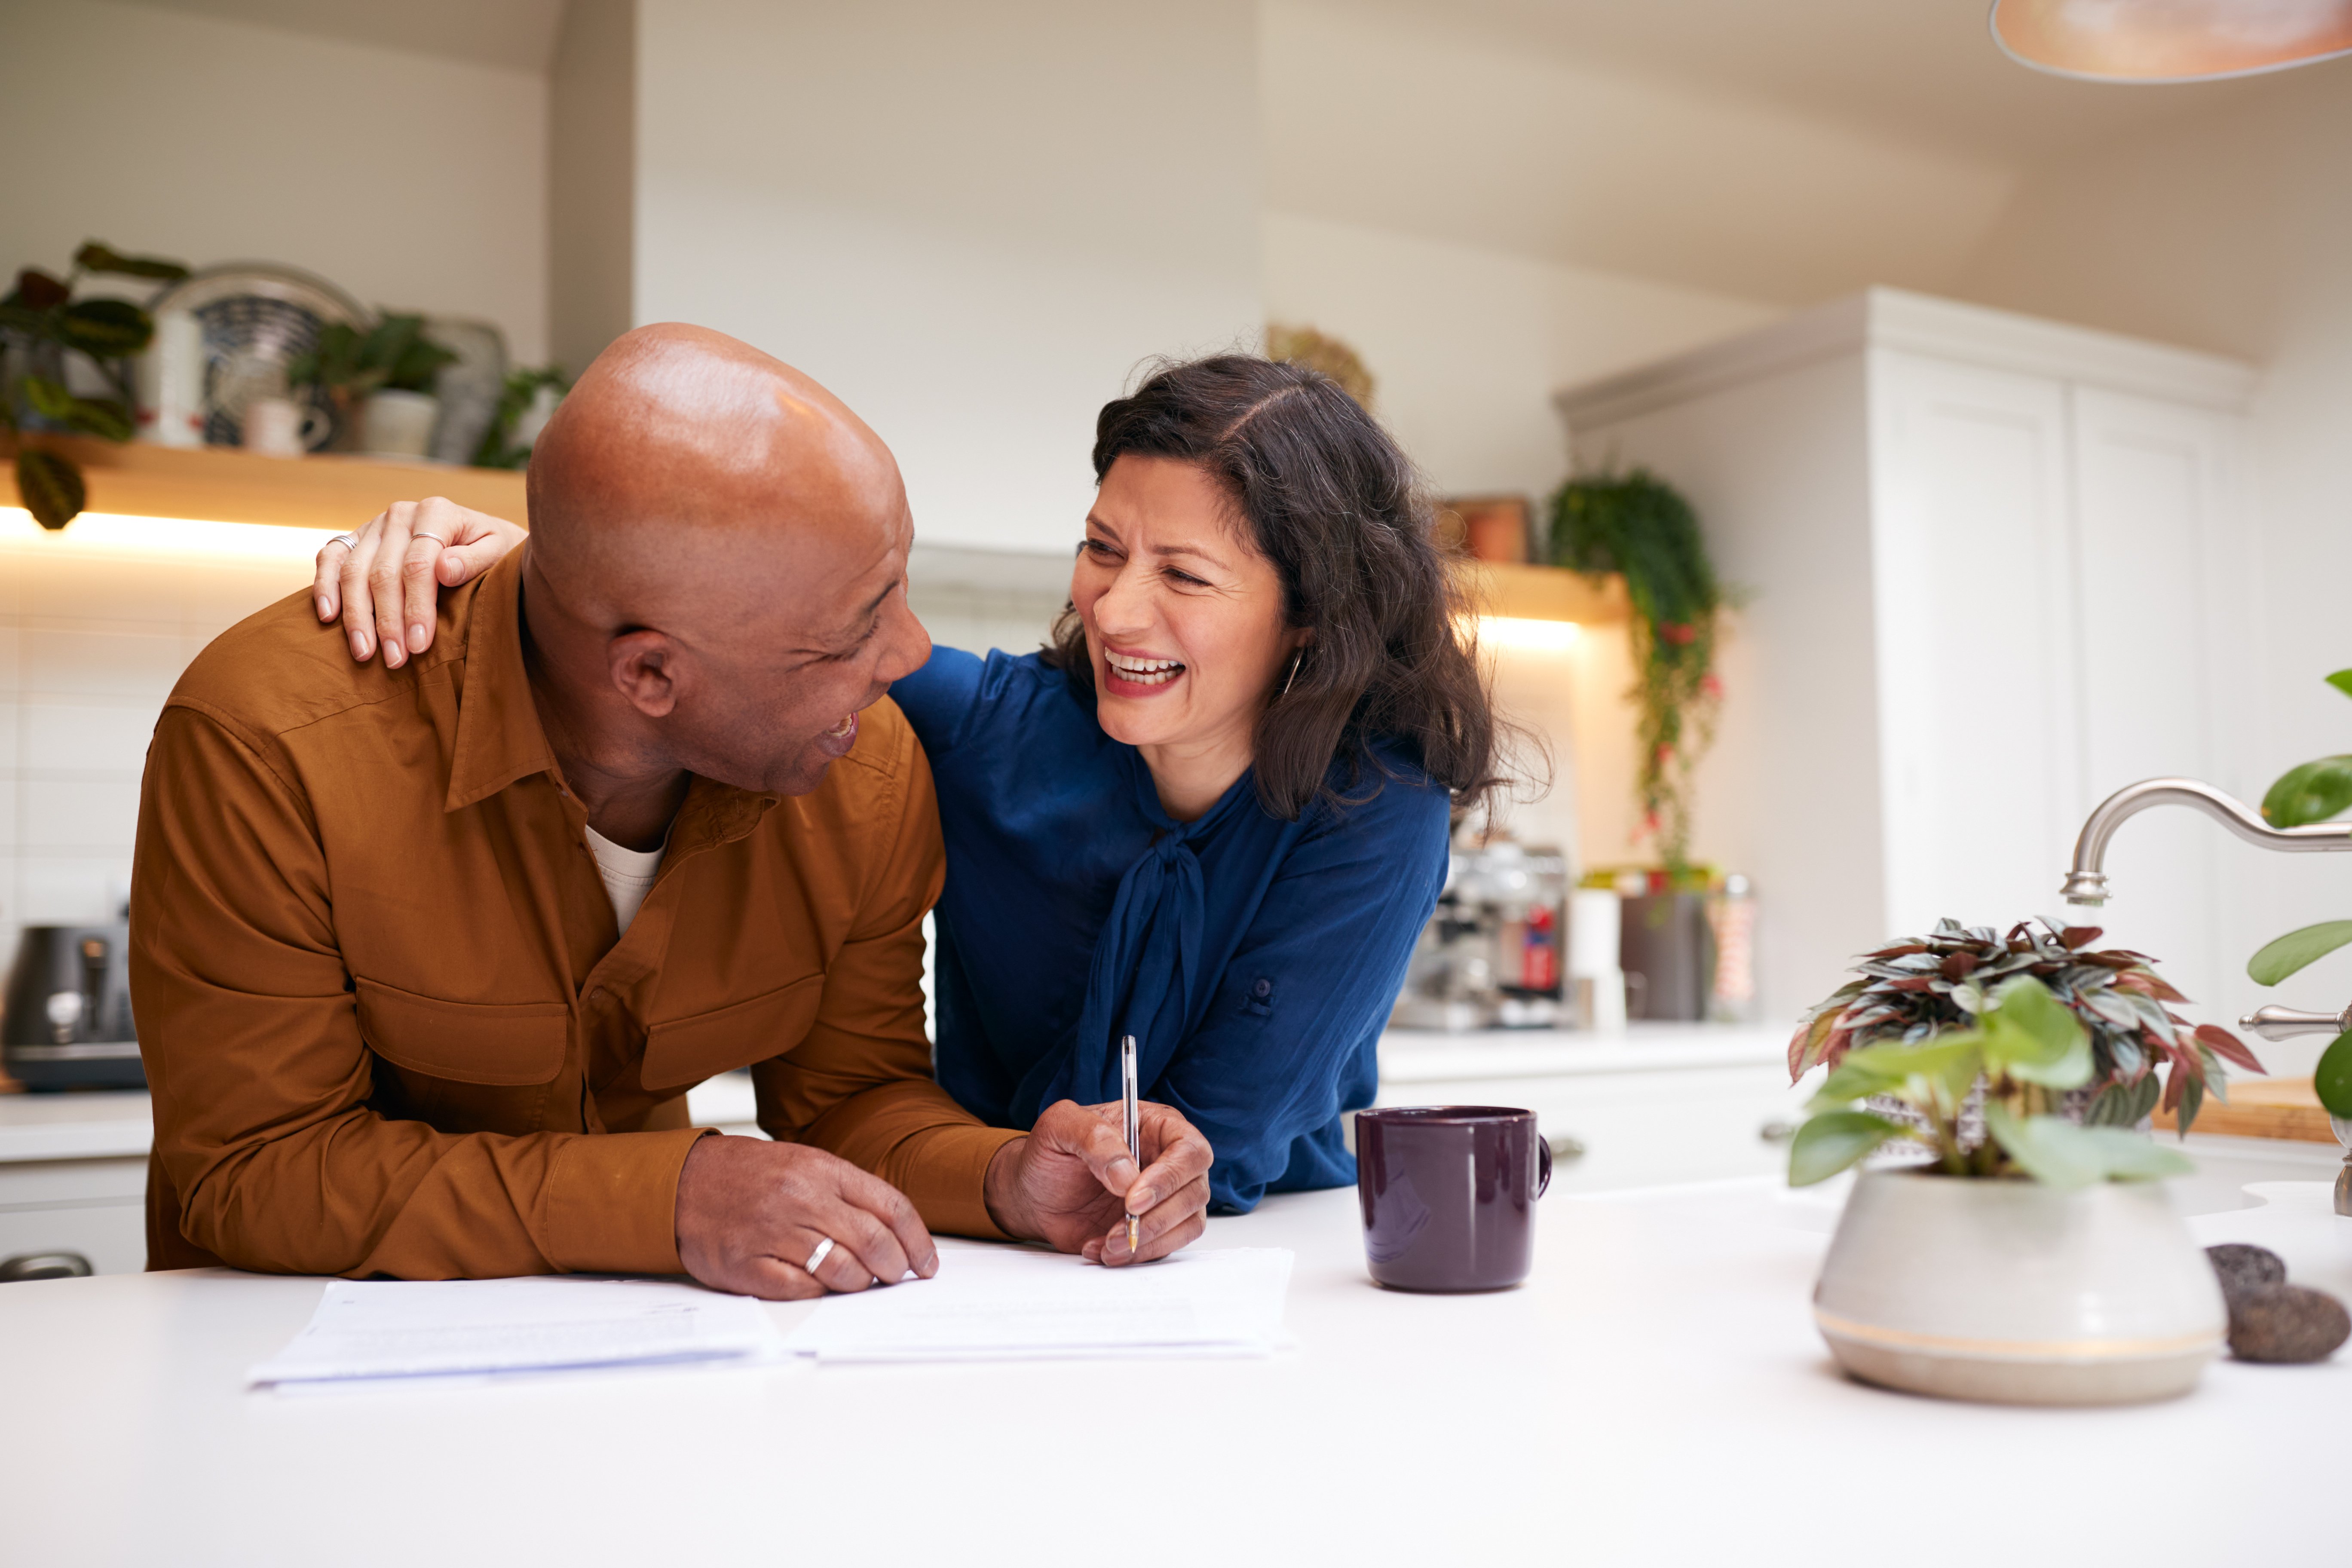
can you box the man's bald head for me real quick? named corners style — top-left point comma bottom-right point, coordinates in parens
top-left (516, 324), bottom-right (931, 800)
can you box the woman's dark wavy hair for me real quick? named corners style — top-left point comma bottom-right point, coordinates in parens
top-left (1041, 354), bottom-right (1515, 821)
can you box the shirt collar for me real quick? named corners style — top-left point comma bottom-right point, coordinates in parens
top-left (442, 546), bottom-right (783, 845)
top-left (444, 545), bottom-right (560, 813)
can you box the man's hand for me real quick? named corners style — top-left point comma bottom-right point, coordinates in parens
top-left (983, 1100), bottom-right (1213, 1265)
top-left (674, 1134), bottom-right (939, 1300)
top-left (313, 497), bottom-right (524, 669)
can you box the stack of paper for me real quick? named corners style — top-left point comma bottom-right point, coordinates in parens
top-left (249, 1276), bottom-right (786, 1392)
top-left (780, 1246), bottom-right (1294, 1362)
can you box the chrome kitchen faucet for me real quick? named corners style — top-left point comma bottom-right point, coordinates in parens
top-left (2060, 777), bottom-right (2352, 1213)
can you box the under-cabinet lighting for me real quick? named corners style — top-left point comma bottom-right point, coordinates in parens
top-left (2, 508), bottom-right (339, 562)
top-left (1476, 615), bottom-right (1581, 652)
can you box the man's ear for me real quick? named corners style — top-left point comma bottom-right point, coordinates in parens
top-left (608, 630), bottom-right (681, 718)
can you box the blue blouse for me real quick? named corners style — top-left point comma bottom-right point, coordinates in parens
top-left (891, 646), bottom-right (1452, 1212)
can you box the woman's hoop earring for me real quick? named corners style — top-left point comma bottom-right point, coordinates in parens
top-left (1281, 649), bottom-right (1305, 698)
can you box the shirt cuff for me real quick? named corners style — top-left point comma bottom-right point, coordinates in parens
top-left (544, 1127), bottom-right (711, 1274)
top-left (899, 1123), bottom-right (1028, 1242)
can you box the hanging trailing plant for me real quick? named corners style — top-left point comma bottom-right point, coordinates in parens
top-left (1, 241), bottom-right (190, 530)
top-left (1548, 468), bottom-right (1722, 876)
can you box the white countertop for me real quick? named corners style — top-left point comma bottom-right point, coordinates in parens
top-left (0, 1176), bottom-right (2337, 1566)
top-left (1378, 1020), bottom-right (1788, 1081)
top-left (0, 1025), bottom-right (1788, 1164)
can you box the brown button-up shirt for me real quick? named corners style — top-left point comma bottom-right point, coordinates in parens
top-left (131, 545), bottom-right (1019, 1278)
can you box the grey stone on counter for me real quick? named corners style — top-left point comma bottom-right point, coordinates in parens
top-left (2206, 1242), bottom-right (2288, 1299)
top-left (2226, 1284), bottom-right (2351, 1365)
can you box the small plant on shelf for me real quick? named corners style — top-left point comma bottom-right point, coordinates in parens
top-left (2247, 667), bottom-right (2352, 1116)
top-left (1547, 468), bottom-right (1722, 879)
top-left (1, 240), bottom-right (190, 529)
top-left (1790, 916), bottom-right (2260, 1136)
top-left (1790, 975), bottom-right (2196, 1187)
top-left (286, 312), bottom-right (456, 421)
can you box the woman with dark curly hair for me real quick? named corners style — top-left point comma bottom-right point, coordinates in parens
top-left (320, 354), bottom-right (1510, 1219)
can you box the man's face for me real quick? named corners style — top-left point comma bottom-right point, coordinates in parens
top-left (653, 503), bottom-right (931, 797)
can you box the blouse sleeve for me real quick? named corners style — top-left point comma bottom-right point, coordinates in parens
top-left (887, 645), bottom-right (988, 758)
top-left (1156, 783), bottom-right (1452, 1212)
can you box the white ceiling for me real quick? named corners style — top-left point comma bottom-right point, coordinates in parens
top-left (1321, 0), bottom-right (2287, 166)
top-left (121, 0), bottom-right (564, 72)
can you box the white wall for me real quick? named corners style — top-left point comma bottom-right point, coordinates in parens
top-left (0, 518), bottom-right (329, 958)
top-left (629, 0), bottom-right (1264, 557)
top-left (1262, 0), bottom-right (2015, 308)
top-left (0, 0), bottom-right (550, 362)
top-left (1956, 63), bottom-right (2352, 1072)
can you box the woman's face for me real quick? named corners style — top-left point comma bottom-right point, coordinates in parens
top-left (1072, 455), bottom-right (1303, 759)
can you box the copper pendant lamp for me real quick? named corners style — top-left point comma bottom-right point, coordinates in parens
top-left (1991, 0), bottom-right (2352, 82)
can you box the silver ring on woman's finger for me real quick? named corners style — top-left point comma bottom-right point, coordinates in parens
top-left (411, 531), bottom-right (447, 548)
top-left (804, 1236), bottom-right (836, 1274)
top-left (324, 533), bottom-right (359, 554)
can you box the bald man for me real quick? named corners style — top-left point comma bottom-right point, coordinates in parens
top-left (129, 325), bottom-right (1211, 1293)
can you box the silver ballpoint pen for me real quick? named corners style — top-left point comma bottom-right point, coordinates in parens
top-left (1121, 1033), bottom-right (1140, 1256)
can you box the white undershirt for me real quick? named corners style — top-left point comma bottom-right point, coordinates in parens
top-left (584, 824), bottom-right (668, 936)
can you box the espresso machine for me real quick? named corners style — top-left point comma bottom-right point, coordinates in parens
top-left (3, 921), bottom-right (144, 1090)
top-left (1390, 840), bottom-right (1570, 1030)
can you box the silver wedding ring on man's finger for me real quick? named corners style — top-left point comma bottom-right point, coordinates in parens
top-left (804, 1236), bottom-right (836, 1275)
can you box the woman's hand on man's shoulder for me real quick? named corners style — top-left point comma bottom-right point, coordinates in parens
top-left (315, 498), bottom-right (524, 668)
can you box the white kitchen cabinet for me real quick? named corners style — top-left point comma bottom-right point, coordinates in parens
top-left (1370, 1026), bottom-right (1810, 1194)
top-left (1554, 290), bottom-right (2259, 1025)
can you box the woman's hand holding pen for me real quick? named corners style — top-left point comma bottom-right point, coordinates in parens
top-left (982, 1099), bottom-right (1213, 1266)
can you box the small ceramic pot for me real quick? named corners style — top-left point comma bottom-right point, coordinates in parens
top-left (360, 389), bottom-right (442, 459)
top-left (1814, 1170), bottom-right (2225, 1406)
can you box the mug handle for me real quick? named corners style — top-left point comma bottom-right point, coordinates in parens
top-left (1535, 1133), bottom-right (1553, 1198)
top-left (298, 404), bottom-right (333, 449)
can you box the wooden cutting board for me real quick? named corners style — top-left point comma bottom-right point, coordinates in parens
top-left (2154, 1076), bottom-right (2340, 1144)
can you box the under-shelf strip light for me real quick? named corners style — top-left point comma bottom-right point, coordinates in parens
top-left (2, 508), bottom-right (340, 562)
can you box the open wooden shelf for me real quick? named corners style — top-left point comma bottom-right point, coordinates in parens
top-left (1452, 559), bottom-right (1630, 624)
top-left (4, 433), bottom-right (529, 531)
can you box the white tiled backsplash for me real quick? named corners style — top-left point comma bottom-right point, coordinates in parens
top-left (0, 518), bottom-right (319, 966)
top-left (0, 514), bottom-right (1067, 983)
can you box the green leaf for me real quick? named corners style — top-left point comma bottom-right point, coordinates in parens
top-left (13, 448), bottom-right (86, 530)
top-left (70, 242), bottom-right (189, 282)
top-left (1810, 1036), bottom-right (1980, 1110)
top-left (61, 396), bottom-right (132, 442)
top-left (2262, 756), bottom-right (2352, 828)
top-left (2247, 920), bottom-right (2352, 986)
top-left (2325, 670), bottom-right (2352, 701)
top-left (58, 297), bottom-right (152, 358)
top-left (22, 375), bottom-right (77, 421)
top-left (1985, 1103), bottom-right (2194, 1186)
top-left (1977, 976), bottom-right (2092, 1089)
top-left (1788, 1111), bottom-right (1908, 1187)
top-left (2084, 1073), bottom-right (2161, 1128)
top-left (2315, 1029), bottom-right (2352, 1120)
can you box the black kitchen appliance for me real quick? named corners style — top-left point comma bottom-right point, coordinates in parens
top-left (3, 922), bottom-right (144, 1090)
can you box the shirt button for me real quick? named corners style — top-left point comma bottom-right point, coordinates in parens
top-left (588, 986), bottom-right (609, 1006)
top-left (1252, 978), bottom-right (1272, 998)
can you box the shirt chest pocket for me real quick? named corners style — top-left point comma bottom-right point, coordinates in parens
top-left (355, 978), bottom-right (571, 1085)
top-left (641, 974), bottom-right (826, 1091)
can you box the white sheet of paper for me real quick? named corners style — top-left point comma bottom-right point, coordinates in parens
top-left (249, 1275), bottom-right (785, 1388)
top-left (779, 1246), bottom-right (1293, 1362)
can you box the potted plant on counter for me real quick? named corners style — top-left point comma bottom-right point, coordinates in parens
top-left (287, 311), bottom-right (456, 459)
top-left (1792, 976), bottom-right (2224, 1405)
top-left (1789, 916), bottom-right (2261, 1133)
top-left (2246, 668), bottom-right (2352, 1118)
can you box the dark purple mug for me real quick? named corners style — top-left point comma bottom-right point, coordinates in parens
top-left (1356, 1106), bottom-right (1552, 1292)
